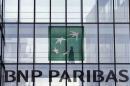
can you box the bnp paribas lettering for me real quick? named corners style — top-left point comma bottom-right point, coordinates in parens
top-left (5, 70), bottom-right (129, 82)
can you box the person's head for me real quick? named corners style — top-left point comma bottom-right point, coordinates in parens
top-left (70, 46), bottom-right (73, 50)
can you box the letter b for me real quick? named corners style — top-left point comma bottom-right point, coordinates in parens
top-left (5, 70), bottom-right (16, 82)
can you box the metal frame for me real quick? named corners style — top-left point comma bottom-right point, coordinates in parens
top-left (1, 0), bottom-right (130, 86)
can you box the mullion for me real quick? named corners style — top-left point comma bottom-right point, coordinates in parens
top-left (113, 0), bottom-right (117, 86)
top-left (17, 0), bottom-right (20, 86)
top-left (80, 0), bottom-right (84, 86)
top-left (2, 22), bottom-right (130, 24)
top-left (96, 0), bottom-right (100, 86)
top-left (129, 0), bottom-right (130, 40)
top-left (4, 63), bottom-right (130, 65)
top-left (49, 0), bottom-right (52, 86)
top-left (65, 0), bottom-right (67, 86)
top-left (0, 0), bottom-right (4, 85)
top-left (33, 0), bottom-right (36, 86)
top-left (3, 0), bottom-right (5, 86)
top-left (1, 0), bottom-right (3, 65)
top-left (1, 0), bottom-right (4, 61)
top-left (2, 0), bottom-right (4, 68)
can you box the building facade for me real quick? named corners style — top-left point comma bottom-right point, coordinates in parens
top-left (0, 0), bottom-right (130, 86)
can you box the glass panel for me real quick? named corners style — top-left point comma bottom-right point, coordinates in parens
top-left (84, 24), bottom-right (98, 63)
top-left (4, 24), bottom-right (17, 63)
top-left (35, 78), bottom-right (49, 86)
top-left (50, 24), bottom-right (66, 63)
top-left (35, 24), bottom-right (48, 63)
top-left (115, 24), bottom-right (130, 63)
top-left (20, 0), bottom-right (34, 22)
top-left (19, 24), bottom-right (33, 63)
top-left (36, 0), bottom-right (49, 22)
top-left (115, 0), bottom-right (129, 22)
top-left (99, 24), bottom-right (114, 63)
top-left (83, 0), bottom-right (97, 22)
top-left (51, 0), bottom-right (65, 22)
top-left (99, 0), bottom-right (113, 22)
top-left (67, 0), bottom-right (80, 22)
top-left (5, 0), bottom-right (18, 22)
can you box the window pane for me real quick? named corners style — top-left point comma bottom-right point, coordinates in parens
top-left (36, 24), bottom-right (48, 63)
top-left (51, 0), bottom-right (65, 22)
top-left (68, 0), bottom-right (80, 22)
top-left (99, 0), bottom-right (113, 22)
top-left (4, 24), bottom-right (17, 63)
top-left (19, 24), bottom-right (33, 63)
top-left (84, 24), bottom-right (98, 63)
top-left (115, 0), bottom-right (129, 22)
top-left (5, 0), bottom-right (18, 22)
top-left (99, 24), bottom-right (114, 63)
top-left (20, 0), bottom-right (34, 22)
top-left (83, 0), bottom-right (97, 22)
top-left (115, 24), bottom-right (130, 63)
top-left (36, 0), bottom-right (49, 22)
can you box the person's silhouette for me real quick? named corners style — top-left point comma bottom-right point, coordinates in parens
top-left (68, 46), bottom-right (74, 61)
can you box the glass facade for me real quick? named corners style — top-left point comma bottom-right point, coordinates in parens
top-left (0, 0), bottom-right (130, 86)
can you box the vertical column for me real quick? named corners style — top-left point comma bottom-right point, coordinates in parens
top-left (49, 0), bottom-right (52, 86)
top-left (65, 0), bottom-right (67, 86)
top-left (113, 0), bottom-right (116, 86)
top-left (17, 0), bottom-right (20, 86)
top-left (129, 0), bottom-right (130, 38)
top-left (1, 0), bottom-right (4, 85)
top-left (0, 0), bottom-right (3, 85)
top-left (96, 0), bottom-right (100, 86)
top-left (33, 0), bottom-right (36, 86)
top-left (80, 0), bottom-right (84, 86)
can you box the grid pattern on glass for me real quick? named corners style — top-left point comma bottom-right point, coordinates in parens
top-left (1, 0), bottom-right (130, 86)
top-left (3, 0), bottom-right (129, 23)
